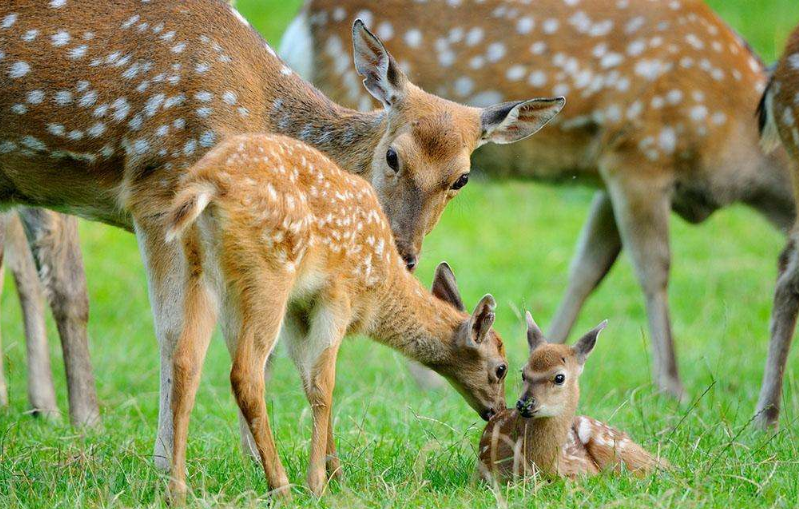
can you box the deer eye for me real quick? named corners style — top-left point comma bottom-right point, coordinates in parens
top-left (554, 374), bottom-right (566, 385)
top-left (521, 371), bottom-right (527, 382)
top-left (495, 364), bottom-right (507, 380)
top-left (451, 173), bottom-right (469, 190)
top-left (386, 148), bottom-right (400, 172)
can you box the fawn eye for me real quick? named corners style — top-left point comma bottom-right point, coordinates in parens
top-left (386, 148), bottom-right (400, 172)
top-left (554, 374), bottom-right (566, 385)
top-left (496, 364), bottom-right (507, 380)
top-left (451, 173), bottom-right (469, 190)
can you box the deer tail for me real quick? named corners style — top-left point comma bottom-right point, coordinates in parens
top-left (164, 181), bottom-right (216, 243)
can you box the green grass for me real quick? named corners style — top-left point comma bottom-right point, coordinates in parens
top-left (2, 1), bottom-right (799, 507)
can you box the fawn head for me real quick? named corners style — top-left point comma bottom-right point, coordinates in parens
top-left (516, 312), bottom-right (607, 420)
top-left (430, 263), bottom-right (507, 420)
top-left (352, 21), bottom-right (564, 270)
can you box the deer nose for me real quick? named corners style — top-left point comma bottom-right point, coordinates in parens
top-left (516, 397), bottom-right (536, 417)
top-left (402, 253), bottom-right (418, 272)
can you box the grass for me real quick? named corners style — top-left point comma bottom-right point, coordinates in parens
top-left (2, 0), bottom-right (799, 507)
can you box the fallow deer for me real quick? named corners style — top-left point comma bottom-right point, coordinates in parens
top-left (284, 0), bottom-right (796, 400)
top-left (757, 24), bottom-right (799, 429)
top-left (478, 312), bottom-right (668, 482)
top-left (0, 0), bottom-right (559, 469)
top-left (164, 133), bottom-right (508, 498)
top-left (0, 209), bottom-right (98, 427)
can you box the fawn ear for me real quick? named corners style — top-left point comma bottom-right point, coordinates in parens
top-left (481, 97), bottom-right (565, 145)
top-left (525, 311), bottom-right (547, 353)
top-left (352, 19), bottom-right (409, 109)
top-left (467, 294), bottom-right (496, 347)
top-left (572, 320), bottom-right (608, 364)
top-left (431, 262), bottom-right (465, 312)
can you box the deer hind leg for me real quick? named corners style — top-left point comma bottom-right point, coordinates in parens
top-left (5, 212), bottom-right (59, 420)
top-left (603, 164), bottom-right (684, 399)
top-left (18, 208), bottom-right (99, 427)
top-left (549, 191), bottom-right (622, 343)
top-left (756, 235), bottom-right (799, 429)
top-left (287, 294), bottom-right (350, 497)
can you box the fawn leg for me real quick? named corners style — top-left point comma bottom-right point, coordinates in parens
top-left (19, 208), bottom-right (99, 427)
top-left (5, 212), bottom-right (59, 420)
top-left (549, 191), bottom-right (622, 343)
top-left (603, 165), bottom-right (684, 399)
top-left (756, 235), bottom-right (799, 429)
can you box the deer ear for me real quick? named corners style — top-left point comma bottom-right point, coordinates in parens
top-left (525, 311), bottom-right (547, 353)
top-left (352, 19), bottom-right (408, 109)
top-left (469, 294), bottom-right (496, 346)
top-left (572, 320), bottom-right (607, 364)
top-left (481, 97), bottom-right (565, 145)
top-left (431, 262), bottom-right (466, 312)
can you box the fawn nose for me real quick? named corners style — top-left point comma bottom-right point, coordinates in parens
top-left (481, 408), bottom-right (497, 421)
top-left (516, 397), bottom-right (536, 417)
top-left (402, 253), bottom-right (418, 272)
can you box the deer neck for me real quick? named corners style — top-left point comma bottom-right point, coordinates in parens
top-left (522, 412), bottom-right (576, 473)
top-left (368, 269), bottom-right (464, 368)
top-left (261, 62), bottom-right (385, 177)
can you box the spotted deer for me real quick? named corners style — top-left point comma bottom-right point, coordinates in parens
top-left (0, 208), bottom-right (98, 427)
top-left (284, 0), bottom-right (796, 400)
top-left (478, 312), bottom-right (668, 482)
top-left (164, 133), bottom-right (508, 498)
top-left (0, 0), bottom-right (560, 469)
top-left (757, 24), bottom-right (799, 429)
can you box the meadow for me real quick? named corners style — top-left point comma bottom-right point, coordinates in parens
top-left (2, 1), bottom-right (799, 507)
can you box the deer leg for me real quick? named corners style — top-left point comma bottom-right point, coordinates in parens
top-left (549, 191), bottom-right (622, 343)
top-left (168, 230), bottom-right (218, 501)
top-left (603, 170), bottom-right (684, 399)
top-left (5, 212), bottom-right (59, 420)
top-left (755, 236), bottom-right (799, 429)
top-left (0, 215), bottom-right (8, 408)
top-left (18, 208), bottom-right (99, 427)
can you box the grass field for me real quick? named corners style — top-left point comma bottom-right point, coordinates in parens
top-left (2, 1), bottom-right (799, 507)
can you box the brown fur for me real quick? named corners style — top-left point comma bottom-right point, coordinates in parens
top-left (478, 314), bottom-right (668, 482)
top-left (165, 133), bottom-right (508, 498)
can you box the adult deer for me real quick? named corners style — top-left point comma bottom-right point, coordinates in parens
top-left (0, 209), bottom-right (98, 427)
top-left (758, 24), bottom-right (799, 429)
top-left (0, 0), bottom-right (560, 469)
top-left (283, 0), bottom-right (796, 399)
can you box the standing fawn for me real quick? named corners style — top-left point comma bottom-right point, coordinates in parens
top-left (284, 0), bottom-right (796, 400)
top-left (0, 0), bottom-right (558, 469)
top-left (758, 24), bottom-right (799, 428)
top-left (165, 133), bottom-right (508, 498)
top-left (478, 312), bottom-right (668, 482)
top-left (0, 208), bottom-right (98, 427)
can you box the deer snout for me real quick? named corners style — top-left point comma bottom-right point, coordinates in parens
top-left (516, 396), bottom-right (537, 418)
top-left (394, 240), bottom-right (420, 272)
top-left (402, 253), bottom-right (418, 271)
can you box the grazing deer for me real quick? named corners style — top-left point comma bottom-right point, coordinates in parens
top-left (0, 0), bottom-right (559, 469)
top-left (478, 312), bottom-right (668, 482)
top-left (165, 133), bottom-right (508, 498)
top-left (284, 0), bottom-right (796, 400)
top-left (0, 208), bottom-right (98, 426)
top-left (757, 24), bottom-right (799, 429)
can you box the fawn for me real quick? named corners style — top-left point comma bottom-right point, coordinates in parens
top-left (758, 24), bottom-right (799, 428)
top-left (478, 313), bottom-right (668, 482)
top-left (284, 0), bottom-right (796, 402)
top-left (164, 133), bottom-right (508, 498)
top-left (0, 0), bottom-right (561, 462)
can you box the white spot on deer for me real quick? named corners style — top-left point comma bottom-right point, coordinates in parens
top-left (634, 59), bottom-right (668, 81)
top-left (530, 42), bottom-right (547, 55)
top-left (195, 62), bottom-right (211, 74)
top-left (626, 101), bottom-right (643, 120)
top-left (465, 27), bottom-right (484, 46)
top-left (11, 104), bottom-right (27, 115)
top-left (404, 29), bottom-right (422, 48)
top-left (627, 40), bottom-right (646, 57)
top-left (506, 65), bottom-right (526, 81)
top-left (624, 16), bottom-right (645, 34)
top-left (9, 61), bottom-right (30, 78)
top-left (197, 107), bottom-right (213, 119)
top-left (78, 90), bottom-right (98, 108)
top-left (88, 122), bottom-right (106, 138)
top-left (600, 53), bottom-right (624, 69)
top-left (183, 139), bottom-right (197, 156)
top-left (0, 141), bottom-right (18, 153)
top-left (132, 139), bottom-right (149, 155)
top-left (172, 42), bottom-right (187, 54)
top-left (121, 15), bottom-right (140, 30)
top-left (469, 56), bottom-right (485, 69)
top-left (659, 127), bottom-right (677, 154)
top-left (69, 45), bottom-right (88, 59)
top-left (128, 114), bottom-right (143, 130)
top-left (47, 124), bottom-right (66, 137)
top-left (199, 130), bottom-right (216, 148)
top-left (517, 17), bottom-right (535, 34)
top-left (145, 94), bottom-right (165, 116)
top-left (67, 130), bottom-right (84, 141)
top-left (164, 94), bottom-right (185, 109)
top-left (333, 7), bottom-right (346, 22)
top-left (52, 30), bottom-right (71, 47)
top-left (155, 125), bottom-right (169, 137)
top-left (543, 19), bottom-right (560, 34)
top-left (160, 30), bottom-right (176, 42)
top-left (54, 91), bottom-right (73, 105)
top-left (438, 49), bottom-right (455, 67)
top-left (711, 112), bottom-right (727, 126)
top-left (690, 105), bottom-right (708, 122)
top-left (454, 76), bottom-right (475, 97)
top-left (528, 70), bottom-right (548, 87)
top-left (376, 22), bottom-right (394, 41)
top-left (173, 118), bottom-right (186, 129)
top-left (111, 98), bottom-right (130, 122)
top-left (486, 42), bottom-right (506, 63)
top-left (685, 33), bottom-right (704, 50)
top-left (50, 0), bottom-right (67, 7)
top-left (23, 30), bottom-right (39, 42)
top-left (2, 14), bottom-right (18, 29)
top-left (553, 83), bottom-right (570, 96)
top-left (651, 96), bottom-right (665, 109)
top-left (195, 91), bottom-right (213, 102)
top-left (666, 90), bottom-right (683, 105)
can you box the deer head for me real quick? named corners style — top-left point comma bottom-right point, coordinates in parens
top-left (351, 21), bottom-right (564, 270)
top-left (516, 312), bottom-right (607, 420)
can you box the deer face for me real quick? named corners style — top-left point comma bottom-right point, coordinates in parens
top-left (429, 263), bottom-right (508, 421)
top-left (353, 21), bottom-right (564, 271)
top-left (516, 313), bottom-right (606, 420)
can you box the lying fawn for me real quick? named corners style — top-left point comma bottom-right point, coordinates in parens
top-left (0, 209), bottom-right (98, 427)
top-left (478, 313), bottom-right (668, 482)
top-left (758, 24), bottom-right (799, 428)
top-left (284, 0), bottom-right (795, 400)
top-left (0, 0), bottom-right (560, 466)
top-left (165, 133), bottom-right (508, 497)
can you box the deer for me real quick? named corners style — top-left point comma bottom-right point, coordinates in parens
top-left (0, 208), bottom-right (98, 427)
top-left (757, 24), bottom-right (799, 429)
top-left (283, 0), bottom-right (796, 402)
top-left (163, 132), bottom-right (509, 499)
top-left (478, 312), bottom-right (669, 483)
top-left (0, 0), bottom-right (562, 471)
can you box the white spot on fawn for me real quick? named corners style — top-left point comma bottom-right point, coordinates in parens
top-left (9, 61), bottom-right (30, 78)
